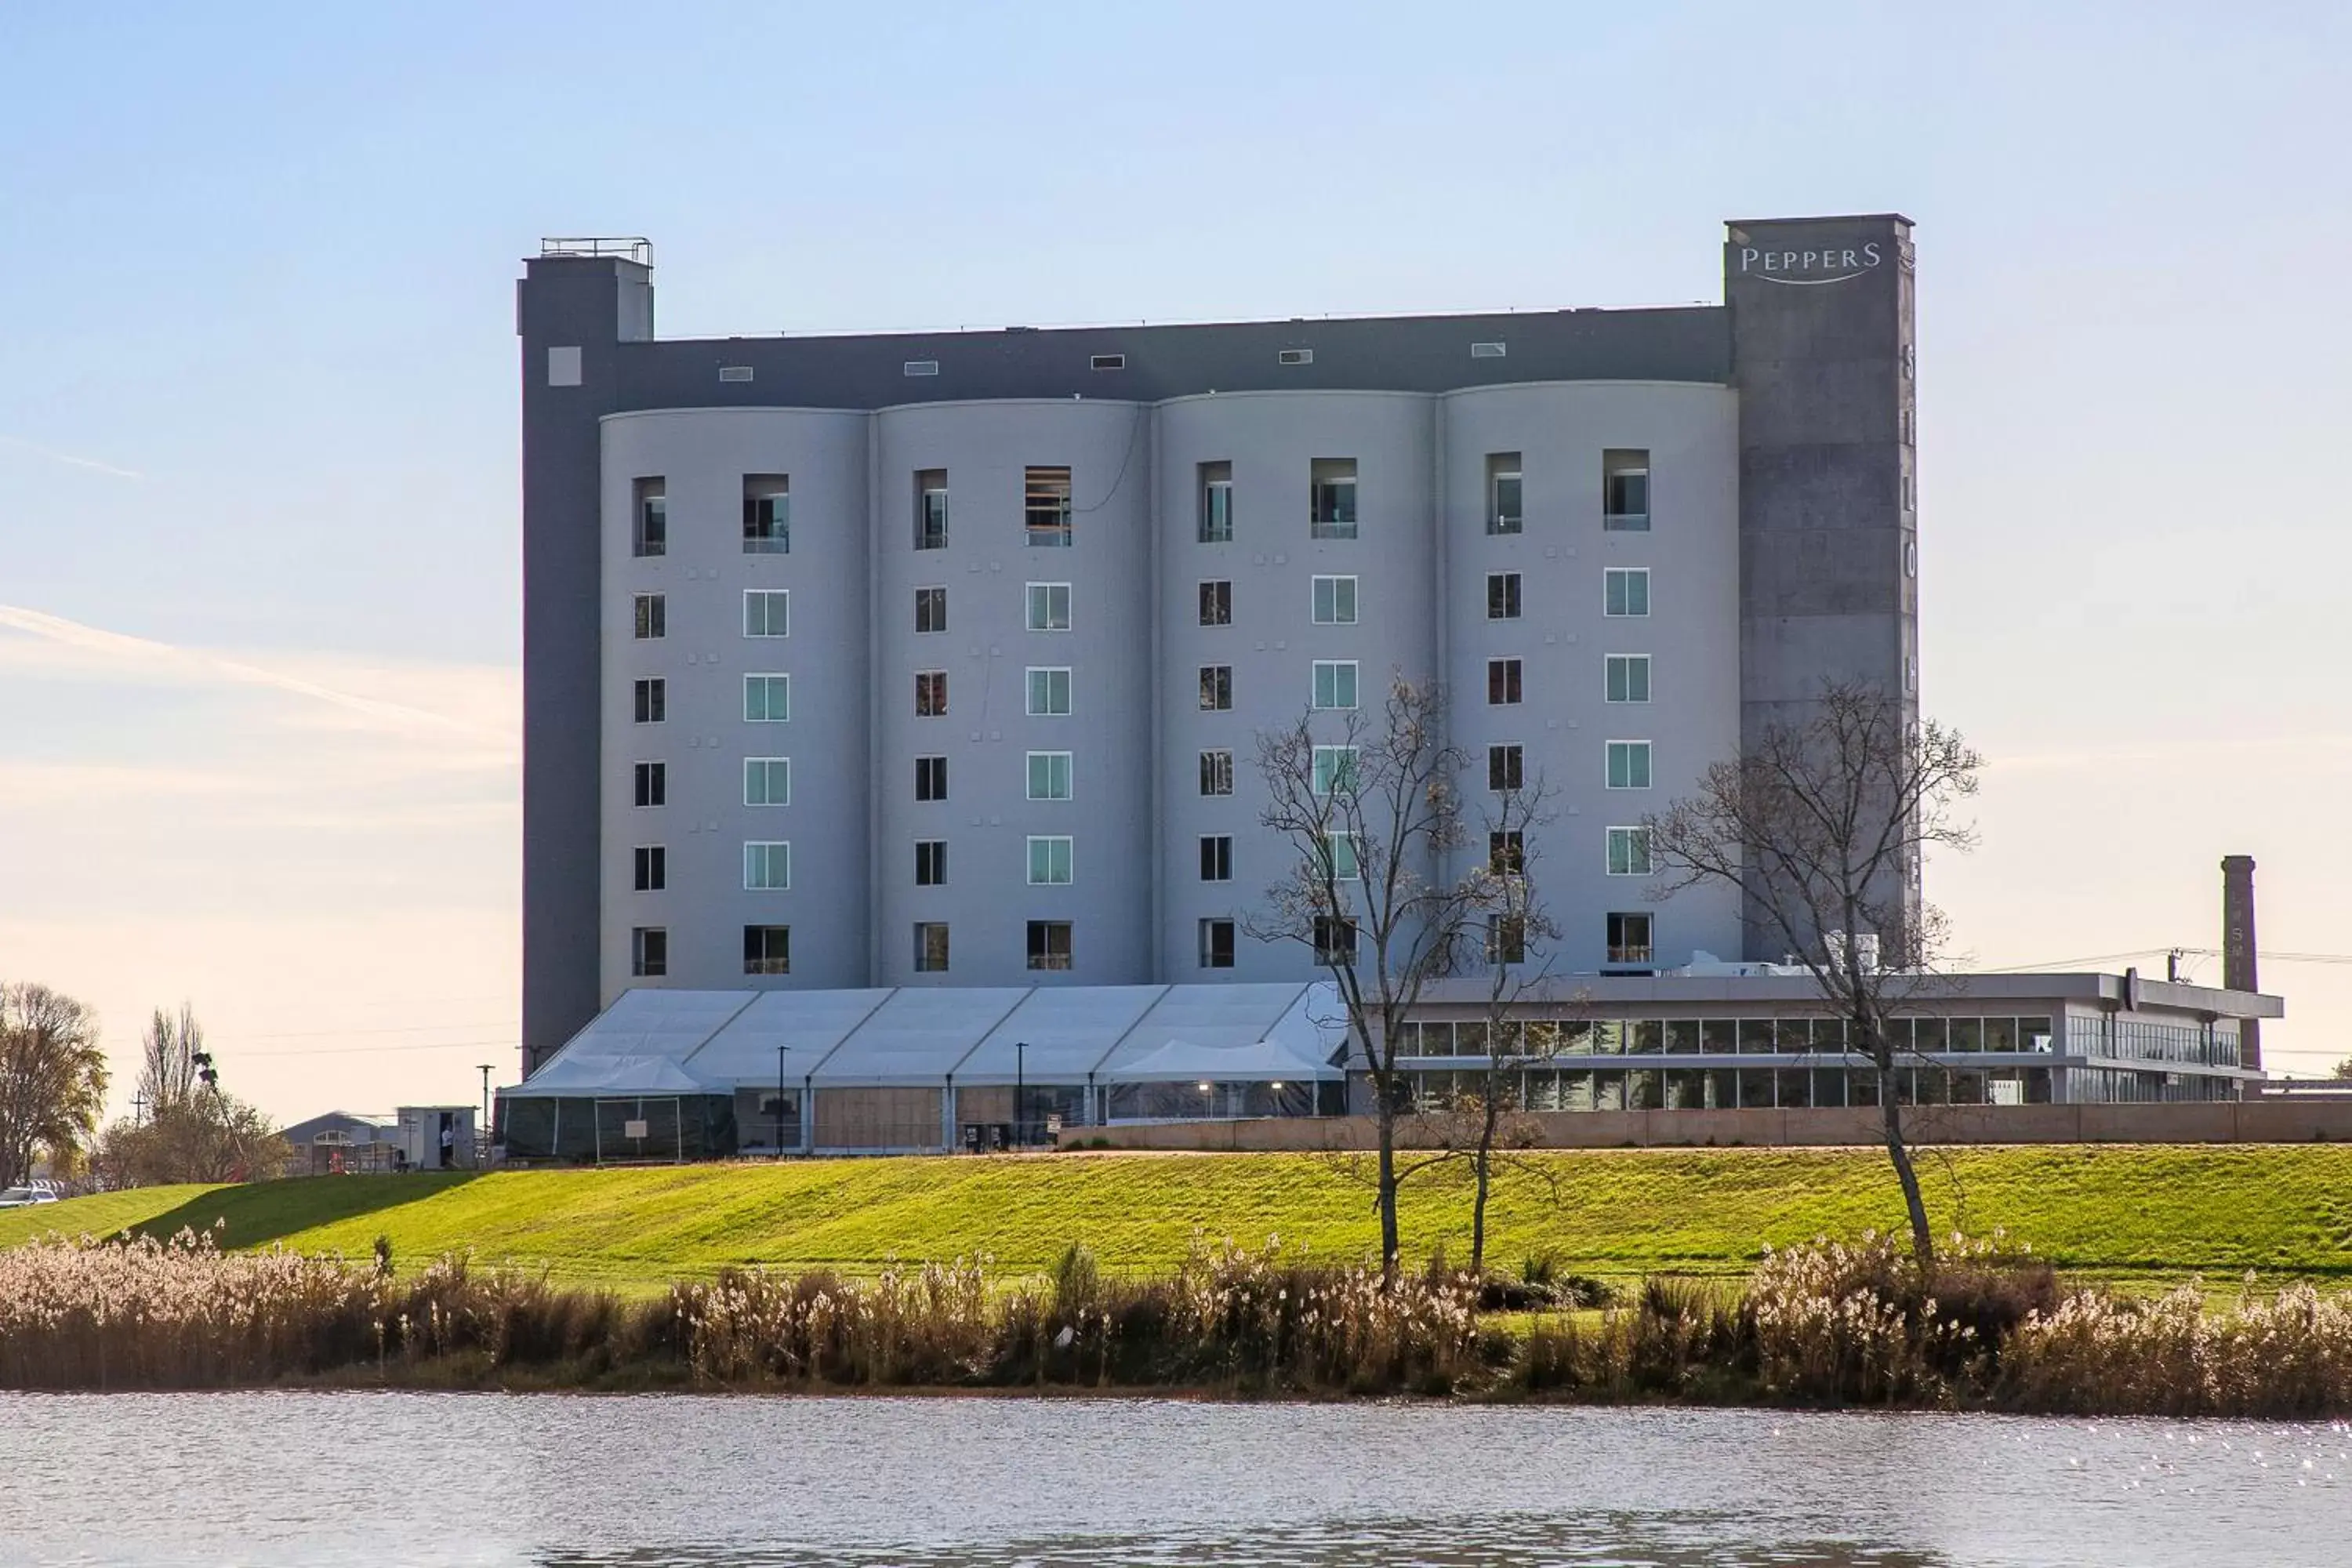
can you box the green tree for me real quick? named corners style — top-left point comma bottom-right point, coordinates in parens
top-left (0, 982), bottom-right (110, 1188)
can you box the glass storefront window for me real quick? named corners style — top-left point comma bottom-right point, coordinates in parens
top-left (1983, 1017), bottom-right (2019, 1053)
top-left (1914, 1018), bottom-right (1947, 1054)
top-left (1595, 1071), bottom-right (1627, 1111)
top-left (1664, 1020), bottom-right (1701, 1055)
top-left (1706, 1069), bottom-right (1738, 1109)
top-left (1701, 1019), bottom-right (1738, 1055)
top-left (1949, 1018), bottom-right (1984, 1054)
top-left (1631, 1022), bottom-right (1664, 1055)
top-left (1777, 1068), bottom-right (1813, 1108)
top-left (1812, 1068), bottom-right (1848, 1107)
top-left (1740, 1021), bottom-right (1777, 1055)
top-left (1627, 1069), bottom-right (1664, 1109)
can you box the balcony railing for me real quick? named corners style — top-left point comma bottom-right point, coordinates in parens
top-left (1602, 512), bottom-right (1650, 532)
top-left (1606, 945), bottom-right (1655, 964)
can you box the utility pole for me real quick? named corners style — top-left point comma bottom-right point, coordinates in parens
top-left (1014, 1040), bottom-right (1027, 1149)
top-left (775, 1044), bottom-right (791, 1160)
top-left (131, 1091), bottom-right (148, 1127)
top-left (477, 1065), bottom-right (493, 1132)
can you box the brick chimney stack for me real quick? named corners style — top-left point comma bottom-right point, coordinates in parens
top-left (2221, 854), bottom-right (2260, 1069)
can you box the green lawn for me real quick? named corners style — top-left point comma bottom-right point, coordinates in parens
top-left (5, 1145), bottom-right (2349, 1290)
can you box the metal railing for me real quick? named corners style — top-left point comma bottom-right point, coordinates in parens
top-left (540, 236), bottom-right (653, 263)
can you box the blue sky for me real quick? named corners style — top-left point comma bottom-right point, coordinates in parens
top-left (2, 1), bottom-right (2347, 1119)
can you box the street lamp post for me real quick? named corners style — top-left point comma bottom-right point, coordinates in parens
top-left (1014, 1041), bottom-right (1028, 1149)
top-left (776, 1044), bottom-right (791, 1160)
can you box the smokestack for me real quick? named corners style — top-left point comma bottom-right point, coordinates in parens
top-left (2221, 854), bottom-right (2259, 1069)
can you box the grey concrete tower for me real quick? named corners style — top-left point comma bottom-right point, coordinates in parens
top-left (1727, 215), bottom-right (1920, 955)
top-left (2221, 854), bottom-right (2260, 1068)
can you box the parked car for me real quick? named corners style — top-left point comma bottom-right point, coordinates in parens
top-left (0, 1186), bottom-right (60, 1208)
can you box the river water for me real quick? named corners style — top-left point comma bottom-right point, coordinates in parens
top-left (2, 1393), bottom-right (2344, 1566)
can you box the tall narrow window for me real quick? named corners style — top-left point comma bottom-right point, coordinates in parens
top-left (1606, 740), bottom-right (1653, 789)
top-left (1313, 916), bottom-right (1357, 966)
top-left (1488, 916), bottom-right (1527, 964)
top-left (1200, 835), bottom-right (1232, 881)
top-left (1489, 831), bottom-right (1525, 876)
top-left (1312, 745), bottom-right (1358, 795)
top-left (1606, 826), bottom-right (1653, 877)
top-left (742, 841), bottom-right (792, 891)
top-left (1486, 659), bottom-right (1522, 706)
top-left (915, 755), bottom-right (948, 800)
top-left (1026, 920), bottom-right (1074, 971)
top-left (1311, 575), bottom-right (1357, 625)
top-left (1487, 744), bottom-right (1523, 793)
top-left (913, 586), bottom-right (947, 634)
top-left (1025, 466), bottom-right (1073, 546)
top-left (633, 593), bottom-right (666, 640)
top-left (743, 589), bottom-right (789, 637)
top-left (1199, 461), bottom-right (1233, 543)
top-left (1487, 452), bottom-right (1523, 535)
top-left (1199, 665), bottom-right (1232, 712)
top-left (1026, 750), bottom-right (1073, 800)
top-left (1027, 667), bottom-right (1072, 717)
top-left (916, 670), bottom-right (948, 717)
top-left (1603, 450), bottom-right (1650, 531)
top-left (914, 470), bottom-right (949, 550)
top-left (632, 478), bottom-right (666, 557)
top-left (1026, 835), bottom-right (1074, 885)
top-left (743, 475), bottom-right (789, 554)
top-left (1323, 832), bottom-right (1360, 881)
top-left (1309, 459), bottom-right (1357, 539)
top-left (1199, 750), bottom-right (1233, 797)
top-left (1311, 660), bottom-right (1358, 710)
top-left (915, 840), bottom-right (947, 887)
top-left (633, 678), bottom-right (666, 724)
top-left (743, 674), bottom-right (789, 722)
top-left (743, 925), bottom-right (791, 975)
top-left (743, 757), bottom-right (790, 806)
top-left (1199, 919), bottom-right (1236, 970)
top-left (630, 926), bottom-right (667, 978)
top-left (1604, 567), bottom-right (1650, 617)
top-left (1486, 572), bottom-right (1521, 620)
top-left (633, 845), bottom-right (666, 892)
top-left (633, 760), bottom-right (666, 808)
top-left (1607, 911), bottom-right (1654, 964)
top-left (1025, 582), bottom-right (1071, 631)
top-left (1198, 580), bottom-right (1232, 627)
top-left (913, 922), bottom-right (950, 972)
top-left (1605, 655), bottom-right (1651, 704)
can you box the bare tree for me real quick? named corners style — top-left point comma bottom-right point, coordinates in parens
top-left (140, 1003), bottom-right (204, 1115)
top-left (0, 982), bottom-right (110, 1188)
top-left (92, 1091), bottom-right (288, 1187)
top-left (1644, 681), bottom-right (1981, 1271)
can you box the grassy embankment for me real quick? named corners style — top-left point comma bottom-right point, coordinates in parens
top-left (6, 1144), bottom-right (2350, 1291)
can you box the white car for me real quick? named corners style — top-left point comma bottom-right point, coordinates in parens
top-left (0, 1186), bottom-right (59, 1209)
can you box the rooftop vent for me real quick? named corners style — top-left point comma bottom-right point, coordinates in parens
top-left (1090, 354), bottom-right (1126, 371)
top-left (904, 360), bottom-right (940, 377)
top-left (1277, 348), bottom-right (1314, 366)
top-left (717, 365), bottom-right (754, 383)
top-left (1471, 342), bottom-right (1507, 358)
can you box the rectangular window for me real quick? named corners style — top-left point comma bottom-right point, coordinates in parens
top-left (1607, 911), bottom-right (1654, 964)
top-left (1026, 920), bottom-right (1073, 971)
top-left (1309, 459), bottom-right (1357, 539)
top-left (1489, 830), bottom-right (1524, 876)
top-left (1025, 465), bottom-right (1073, 546)
top-left (915, 755), bottom-right (948, 800)
top-left (743, 757), bottom-right (790, 806)
top-left (743, 589), bottom-right (789, 637)
top-left (1312, 916), bottom-right (1357, 967)
top-left (1487, 744), bottom-right (1523, 793)
top-left (742, 840), bottom-right (792, 891)
top-left (1606, 740), bottom-right (1653, 789)
top-left (1323, 832), bottom-right (1360, 881)
top-left (916, 670), bottom-right (948, 717)
top-left (633, 678), bottom-right (666, 724)
top-left (913, 586), bottom-right (947, 634)
top-left (1026, 835), bottom-right (1074, 885)
top-left (1486, 572), bottom-right (1521, 620)
top-left (1606, 826), bottom-right (1653, 877)
top-left (1199, 749), bottom-right (1233, 797)
top-left (1198, 462), bottom-right (1233, 543)
top-left (743, 674), bottom-right (789, 723)
top-left (1486, 659), bottom-right (1522, 706)
top-left (630, 926), bottom-right (667, 978)
top-left (1606, 655), bottom-right (1651, 704)
top-left (632, 593), bottom-right (666, 640)
top-left (1198, 579), bottom-right (1232, 627)
top-left (1199, 918), bottom-right (1236, 970)
top-left (915, 470), bottom-right (949, 550)
top-left (633, 760), bottom-right (666, 808)
top-left (913, 922), bottom-right (950, 972)
top-left (1025, 582), bottom-right (1071, 631)
top-left (1311, 660), bottom-right (1358, 710)
top-left (1604, 567), bottom-right (1650, 618)
top-left (632, 477), bottom-right (666, 557)
top-left (633, 844), bottom-right (666, 892)
top-left (1488, 915), bottom-right (1527, 964)
top-left (1311, 745), bottom-right (1358, 795)
top-left (1311, 575), bottom-right (1358, 625)
top-left (1027, 666), bottom-right (1072, 717)
top-left (742, 925), bottom-right (790, 975)
top-left (1200, 834), bottom-right (1232, 881)
top-left (1603, 449), bottom-right (1650, 531)
top-left (1026, 750), bottom-right (1073, 800)
top-left (1487, 453), bottom-right (1523, 535)
top-left (742, 475), bottom-right (789, 554)
top-left (915, 839), bottom-right (947, 886)
top-left (1199, 665), bottom-right (1232, 712)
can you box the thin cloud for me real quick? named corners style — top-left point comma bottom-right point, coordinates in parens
top-left (0, 433), bottom-right (144, 481)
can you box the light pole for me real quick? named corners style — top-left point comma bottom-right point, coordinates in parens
top-left (477, 1064), bottom-right (493, 1134)
top-left (776, 1044), bottom-right (791, 1160)
top-left (1014, 1040), bottom-right (1028, 1149)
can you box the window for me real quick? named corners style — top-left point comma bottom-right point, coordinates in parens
top-left (743, 476), bottom-right (789, 554)
top-left (1487, 453), bottom-right (1523, 535)
top-left (633, 760), bottom-right (666, 808)
top-left (1025, 466), bottom-right (1073, 546)
top-left (743, 841), bottom-right (792, 891)
top-left (1027, 667), bottom-right (1072, 717)
top-left (1487, 744), bottom-right (1523, 793)
top-left (1604, 567), bottom-right (1650, 617)
top-left (633, 678), bottom-right (666, 724)
top-left (1311, 660), bottom-right (1357, 710)
top-left (1199, 918), bottom-right (1236, 970)
top-left (743, 589), bottom-right (789, 637)
top-left (1311, 575), bottom-right (1357, 625)
top-left (1199, 462), bottom-right (1233, 543)
top-left (1199, 750), bottom-right (1233, 797)
top-left (1607, 912), bottom-right (1654, 965)
top-left (1026, 835), bottom-right (1074, 885)
top-left (1025, 582), bottom-right (1071, 631)
top-left (630, 927), bottom-right (667, 978)
top-left (915, 840), bottom-right (947, 886)
top-left (1278, 347), bottom-right (1314, 366)
top-left (1486, 659), bottom-right (1522, 706)
top-left (904, 359), bottom-right (939, 377)
top-left (633, 845), bottom-right (666, 892)
top-left (916, 670), bottom-right (948, 717)
top-left (1200, 834), bottom-right (1232, 881)
top-left (1312, 745), bottom-right (1358, 795)
top-left (915, 470), bottom-right (949, 550)
top-left (1606, 826), bottom-right (1652, 877)
top-left (1488, 915), bottom-right (1527, 964)
top-left (913, 586), bottom-right (947, 634)
top-left (633, 593), bottom-right (666, 640)
top-left (1309, 459), bottom-right (1357, 539)
top-left (744, 674), bottom-right (789, 723)
top-left (1486, 572), bottom-right (1521, 620)
top-left (1199, 665), bottom-right (1232, 712)
top-left (913, 922), bottom-right (950, 972)
top-left (1603, 450), bottom-right (1650, 531)
top-left (742, 925), bottom-right (791, 975)
top-left (743, 757), bottom-right (790, 806)
top-left (915, 755), bottom-right (948, 800)
top-left (1091, 353), bottom-right (1125, 371)
top-left (632, 478), bottom-right (666, 557)
top-left (1322, 832), bottom-right (1360, 880)
top-left (1313, 916), bottom-right (1357, 966)
top-left (1489, 831), bottom-right (1524, 876)
top-left (1198, 580), bottom-right (1232, 626)
top-left (1026, 750), bottom-right (1073, 800)
top-left (1026, 920), bottom-right (1073, 971)
top-left (1606, 655), bottom-right (1651, 704)
top-left (1606, 740), bottom-right (1653, 789)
